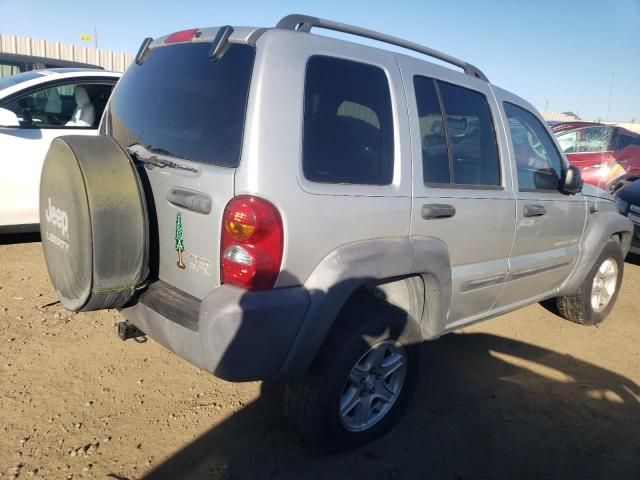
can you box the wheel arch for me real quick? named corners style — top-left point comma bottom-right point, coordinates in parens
top-left (559, 210), bottom-right (633, 296)
top-left (272, 236), bottom-right (452, 381)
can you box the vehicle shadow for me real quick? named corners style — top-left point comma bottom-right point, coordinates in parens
top-left (144, 332), bottom-right (640, 480)
top-left (626, 252), bottom-right (640, 266)
top-left (0, 231), bottom-right (41, 245)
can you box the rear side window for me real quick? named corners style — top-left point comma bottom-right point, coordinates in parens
top-left (414, 77), bottom-right (450, 183)
top-left (414, 77), bottom-right (500, 187)
top-left (303, 56), bottom-right (394, 185)
top-left (504, 102), bottom-right (565, 191)
top-left (615, 133), bottom-right (636, 150)
top-left (104, 43), bottom-right (255, 167)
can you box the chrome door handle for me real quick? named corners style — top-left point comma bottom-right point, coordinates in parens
top-left (422, 203), bottom-right (456, 219)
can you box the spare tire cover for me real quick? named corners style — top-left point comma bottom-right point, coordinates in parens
top-left (40, 135), bottom-right (148, 311)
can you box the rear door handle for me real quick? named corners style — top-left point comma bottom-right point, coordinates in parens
top-left (422, 203), bottom-right (456, 219)
top-left (167, 188), bottom-right (212, 214)
top-left (523, 204), bottom-right (546, 217)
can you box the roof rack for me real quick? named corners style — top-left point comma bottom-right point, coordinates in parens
top-left (276, 14), bottom-right (489, 82)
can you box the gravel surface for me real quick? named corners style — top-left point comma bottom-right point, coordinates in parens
top-left (1, 234), bottom-right (638, 479)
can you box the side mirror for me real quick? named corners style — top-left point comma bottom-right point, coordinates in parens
top-left (533, 169), bottom-right (561, 190)
top-left (562, 165), bottom-right (583, 195)
top-left (0, 107), bottom-right (20, 127)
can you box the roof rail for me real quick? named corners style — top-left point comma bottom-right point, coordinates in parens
top-left (276, 14), bottom-right (489, 82)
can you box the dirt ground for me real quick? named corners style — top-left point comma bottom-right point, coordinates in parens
top-left (0, 234), bottom-right (638, 480)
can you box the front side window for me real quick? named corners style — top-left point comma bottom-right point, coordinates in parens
top-left (2, 82), bottom-right (114, 128)
top-left (303, 56), bottom-right (394, 185)
top-left (504, 102), bottom-right (565, 191)
top-left (414, 77), bottom-right (500, 187)
top-left (555, 130), bottom-right (578, 153)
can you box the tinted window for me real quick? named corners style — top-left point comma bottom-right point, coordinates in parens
top-left (2, 82), bottom-right (114, 128)
top-left (414, 77), bottom-right (500, 186)
top-left (303, 56), bottom-right (394, 185)
top-left (413, 76), bottom-right (450, 183)
top-left (504, 102), bottom-right (565, 191)
top-left (616, 133), bottom-right (637, 150)
top-left (438, 82), bottom-right (500, 186)
top-left (104, 43), bottom-right (255, 168)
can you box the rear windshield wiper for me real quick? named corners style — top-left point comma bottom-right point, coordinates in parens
top-left (127, 144), bottom-right (199, 173)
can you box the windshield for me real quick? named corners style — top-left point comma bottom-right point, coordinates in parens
top-left (556, 126), bottom-right (614, 154)
top-left (0, 70), bottom-right (45, 91)
top-left (103, 42), bottom-right (255, 168)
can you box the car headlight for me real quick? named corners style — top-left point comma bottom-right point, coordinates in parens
top-left (615, 196), bottom-right (629, 214)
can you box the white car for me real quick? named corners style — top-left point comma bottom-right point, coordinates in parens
top-left (0, 68), bottom-right (120, 232)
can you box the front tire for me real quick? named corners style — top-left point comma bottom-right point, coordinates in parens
top-left (556, 236), bottom-right (624, 326)
top-left (284, 291), bottom-right (423, 451)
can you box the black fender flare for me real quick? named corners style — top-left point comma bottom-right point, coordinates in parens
top-left (273, 236), bottom-right (452, 380)
top-left (558, 210), bottom-right (633, 296)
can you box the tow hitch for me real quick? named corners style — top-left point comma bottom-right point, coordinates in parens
top-left (117, 320), bottom-right (146, 341)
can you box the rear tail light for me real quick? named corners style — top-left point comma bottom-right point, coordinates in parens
top-left (221, 196), bottom-right (283, 290)
top-left (164, 29), bottom-right (199, 44)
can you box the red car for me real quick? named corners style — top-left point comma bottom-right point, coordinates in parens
top-left (551, 122), bottom-right (640, 188)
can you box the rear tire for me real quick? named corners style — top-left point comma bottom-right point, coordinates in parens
top-left (555, 237), bottom-right (624, 326)
top-left (284, 291), bottom-right (423, 451)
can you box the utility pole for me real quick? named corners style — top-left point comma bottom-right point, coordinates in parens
top-left (606, 71), bottom-right (614, 122)
top-left (94, 27), bottom-right (98, 50)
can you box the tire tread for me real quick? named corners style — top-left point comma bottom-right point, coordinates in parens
top-left (555, 236), bottom-right (623, 326)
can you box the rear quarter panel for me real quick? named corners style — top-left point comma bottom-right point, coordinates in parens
top-left (234, 30), bottom-right (413, 287)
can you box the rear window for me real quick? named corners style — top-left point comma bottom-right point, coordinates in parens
top-left (0, 70), bottom-right (43, 89)
top-left (104, 43), bottom-right (254, 167)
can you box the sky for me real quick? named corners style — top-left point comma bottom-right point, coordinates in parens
top-left (1, 0), bottom-right (638, 121)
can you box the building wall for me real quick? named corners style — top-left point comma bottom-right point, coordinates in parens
top-left (2, 34), bottom-right (638, 134)
top-left (0, 33), bottom-right (133, 72)
top-left (541, 111), bottom-right (640, 133)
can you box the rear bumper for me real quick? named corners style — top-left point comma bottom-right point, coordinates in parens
top-left (120, 281), bottom-right (310, 382)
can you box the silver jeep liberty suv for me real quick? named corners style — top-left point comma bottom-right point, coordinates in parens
top-left (39, 14), bottom-right (633, 450)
